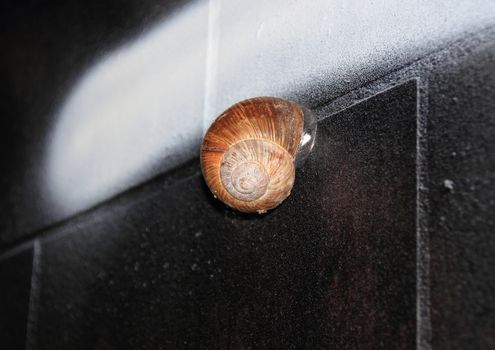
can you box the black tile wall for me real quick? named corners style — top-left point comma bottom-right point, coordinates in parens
top-left (32, 81), bottom-right (417, 349)
top-left (427, 34), bottom-right (495, 349)
top-left (1, 23), bottom-right (495, 350)
top-left (0, 247), bottom-right (33, 350)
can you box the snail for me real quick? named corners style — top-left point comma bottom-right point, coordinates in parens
top-left (201, 97), bottom-right (317, 214)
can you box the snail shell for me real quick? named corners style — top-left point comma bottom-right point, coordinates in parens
top-left (201, 97), bottom-right (315, 214)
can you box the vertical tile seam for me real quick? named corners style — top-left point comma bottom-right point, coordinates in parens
top-left (25, 239), bottom-right (41, 350)
top-left (415, 77), bottom-right (432, 350)
top-left (202, 0), bottom-right (221, 135)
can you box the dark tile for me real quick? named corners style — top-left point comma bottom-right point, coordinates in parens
top-left (427, 35), bottom-right (495, 350)
top-left (299, 80), bottom-right (418, 349)
top-left (0, 247), bottom-right (34, 350)
top-left (35, 81), bottom-right (417, 349)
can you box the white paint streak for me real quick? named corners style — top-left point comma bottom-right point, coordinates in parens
top-left (44, 1), bottom-right (208, 216)
top-left (43, 0), bottom-right (495, 220)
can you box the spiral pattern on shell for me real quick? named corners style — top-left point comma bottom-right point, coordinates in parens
top-left (201, 97), bottom-right (304, 213)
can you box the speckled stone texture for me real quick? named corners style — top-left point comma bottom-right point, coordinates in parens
top-left (1, 5), bottom-right (495, 350)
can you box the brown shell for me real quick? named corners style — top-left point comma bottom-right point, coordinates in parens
top-left (201, 97), bottom-right (304, 213)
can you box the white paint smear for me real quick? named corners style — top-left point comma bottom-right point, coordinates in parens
top-left (44, 0), bottom-right (495, 218)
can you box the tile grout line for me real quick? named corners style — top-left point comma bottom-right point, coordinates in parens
top-left (202, 0), bottom-right (221, 135)
top-left (416, 77), bottom-right (432, 350)
top-left (25, 239), bottom-right (41, 350)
